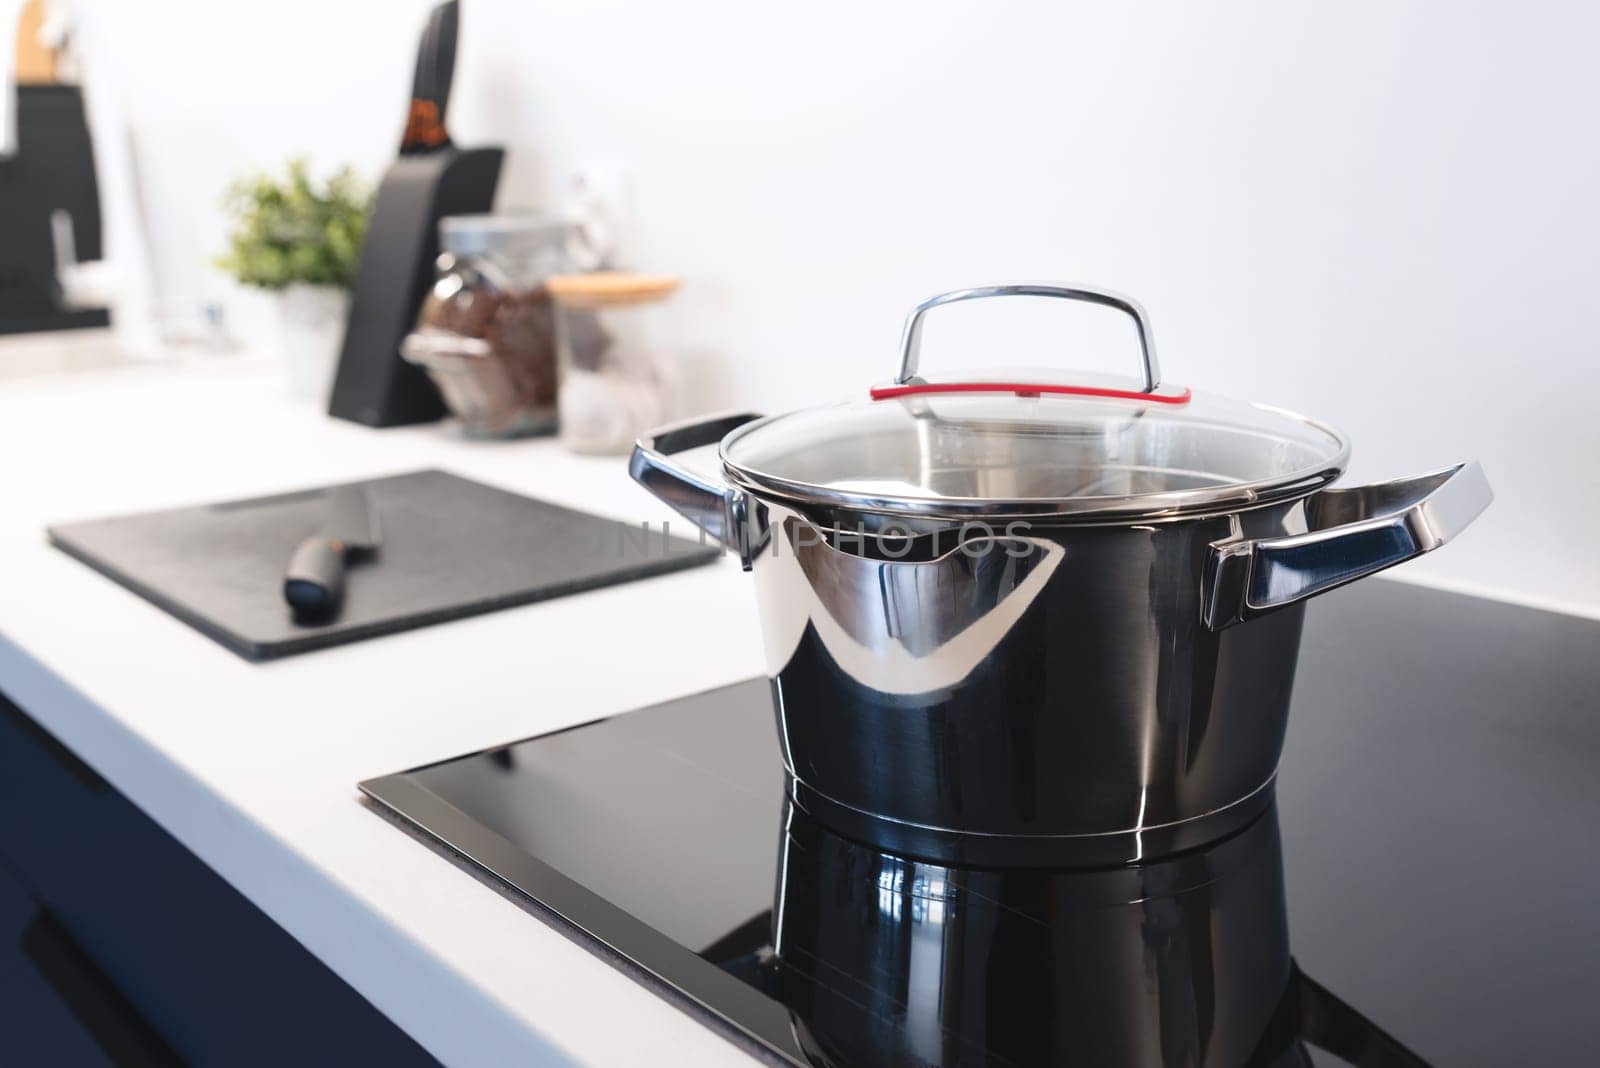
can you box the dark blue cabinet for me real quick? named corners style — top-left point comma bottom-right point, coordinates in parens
top-left (0, 691), bottom-right (438, 1066)
top-left (0, 850), bottom-right (146, 1066)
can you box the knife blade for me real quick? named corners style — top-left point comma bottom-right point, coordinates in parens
top-left (283, 486), bottom-right (382, 620)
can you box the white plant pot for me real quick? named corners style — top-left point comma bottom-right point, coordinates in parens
top-left (274, 284), bottom-right (350, 401)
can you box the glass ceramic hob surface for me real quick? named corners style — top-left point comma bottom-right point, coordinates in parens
top-left (360, 582), bottom-right (1600, 1067)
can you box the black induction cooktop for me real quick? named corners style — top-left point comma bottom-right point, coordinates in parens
top-left (360, 582), bottom-right (1600, 1066)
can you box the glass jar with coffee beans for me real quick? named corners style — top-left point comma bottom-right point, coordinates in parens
top-left (400, 214), bottom-right (570, 437)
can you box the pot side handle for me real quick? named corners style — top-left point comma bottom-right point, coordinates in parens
top-left (1203, 461), bottom-right (1492, 630)
top-left (629, 412), bottom-right (763, 569)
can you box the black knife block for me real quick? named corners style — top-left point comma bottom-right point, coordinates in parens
top-left (0, 86), bottom-right (111, 335)
top-left (327, 146), bottom-right (503, 427)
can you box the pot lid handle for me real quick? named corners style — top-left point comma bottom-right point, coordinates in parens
top-left (895, 283), bottom-right (1162, 392)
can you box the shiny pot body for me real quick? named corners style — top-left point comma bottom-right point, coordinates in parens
top-left (634, 410), bottom-right (1488, 865)
top-left (754, 496), bottom-right (1308, 864)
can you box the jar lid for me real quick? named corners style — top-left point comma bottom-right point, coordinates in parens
top-left (545, 272), bottom-right (680, 308)
top-left (718, 284), bottom-right (1349, 523)
top-left (439, 213), bottom-right (569, 258)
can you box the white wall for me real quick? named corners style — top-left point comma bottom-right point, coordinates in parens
top-left (83, 0), bottom-right (1600, 614)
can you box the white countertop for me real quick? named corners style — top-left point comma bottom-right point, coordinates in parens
top-left (0, 356), bottom-right (769, 1066)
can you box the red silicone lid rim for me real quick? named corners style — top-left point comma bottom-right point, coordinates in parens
top-left (868, 381), bottom-right (1193, 404)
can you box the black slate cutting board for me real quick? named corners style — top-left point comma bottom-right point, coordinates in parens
top-left (47, 469), bottom-right (721, 661)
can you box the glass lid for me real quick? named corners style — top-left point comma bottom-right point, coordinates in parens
top-left (721, 285), bottom-right (1349, 522)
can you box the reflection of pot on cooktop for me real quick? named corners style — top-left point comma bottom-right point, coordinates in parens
top-left (723, 800), bottom-right (1427, 1068)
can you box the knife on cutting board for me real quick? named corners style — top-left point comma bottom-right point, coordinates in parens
top-left (283, 486), bottom-right (382, 619)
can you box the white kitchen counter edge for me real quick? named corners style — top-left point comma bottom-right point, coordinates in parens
top-left (0, 636), bottom-right (583, 1065)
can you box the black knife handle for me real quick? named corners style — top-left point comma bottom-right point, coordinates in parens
top-left (284, 537), bottom-right (346, 618)
top-left (400, 0), bottom-right (458, 154)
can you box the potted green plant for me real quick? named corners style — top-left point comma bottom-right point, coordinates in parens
top-left (218, 159), bottom-right (371, 398)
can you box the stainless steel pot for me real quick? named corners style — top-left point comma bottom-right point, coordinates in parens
top-left (631, 284), bottom-right (1491, 864)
